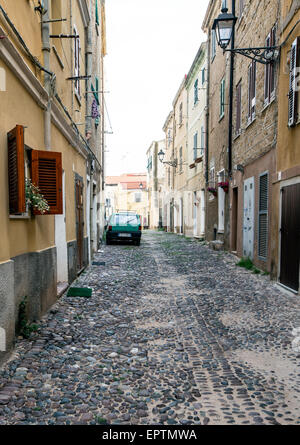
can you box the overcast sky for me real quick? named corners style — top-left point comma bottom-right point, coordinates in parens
top-left (104, 0), bottom-right (210, 176)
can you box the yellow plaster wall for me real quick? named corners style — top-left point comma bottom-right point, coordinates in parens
top-left (0, 61), bottom-right (54, 262)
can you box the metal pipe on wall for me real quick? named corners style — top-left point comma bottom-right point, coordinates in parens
top-left (42, 0), bottom-right (51, 151)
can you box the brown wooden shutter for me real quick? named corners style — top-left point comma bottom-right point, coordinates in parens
top-left (31, 150), bottom-right (63, 214)
top-left (7, 125), bottom-right (26, 214)
top-left (288, 37), bottom-right (300, 127)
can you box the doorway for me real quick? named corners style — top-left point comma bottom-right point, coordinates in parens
top-left (75, 176), bottom-right (84, 273)
top-left (280, 183), bottom-right (300, 292)
top-left (243, 177), bottom-right (254, 259)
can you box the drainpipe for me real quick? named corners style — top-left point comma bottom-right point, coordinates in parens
top-left (205, 40), bottom-right (210, 185)
top-left (228, 0), bottom-right (236, 177)
top-left (42, 0), bottom-right (51, 151)
top-left (86, 7), bottom-right (93, 261)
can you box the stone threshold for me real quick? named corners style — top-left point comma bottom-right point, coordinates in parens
top-left (57, 282), bottom-right (69, 298)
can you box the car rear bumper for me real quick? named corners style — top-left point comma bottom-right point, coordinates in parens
top-left (106, 231), bottom-right (141, 241)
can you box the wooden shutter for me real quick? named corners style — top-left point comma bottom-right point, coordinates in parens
top-left (7, 125), bottom-right (26, 214)
top-left (288, 37), bottom-right (300, 127)
top-left (31, 150), bottom-right (63, 214)
top-left (258, 173), bottom-right (269, 259)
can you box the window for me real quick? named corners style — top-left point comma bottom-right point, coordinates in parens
top-left (135, 193), bottom-right (142, 203)
top-left (288, 37), bottom-right (300, 127)
top-left (194, 79), bottom-right (199, 105)
top-left (200, 126), bottom-right (205, 156)
top-left (264, 26), bottom-right (276, 106)
top-left (220, 78), bottom-right (225, 118)
top-left (210, 167), bottom-right (215, 188)
top-left (258, 173), bottom-right (269, 259)
top-left (193, 132), bottom-right (198, 161)
top-left (95, 0), bottom-right (99, 26)
top-left (168, 129), bottom-right (172, 147)
top-left (179, 147), bottom-right (183, 172)
top-left (236, 81), bottom-right (242, 135)
top-left (211, 29), bottom-right (216, 61)
top-left (7, 125), bottom-right (63, 215)
top-left (147, 156), bottom-right (152, 171)
top-left (248, 60), bottom-right (256, 123)
top-left (179, 102), bottom-right (183, 126)
top-left (74, 26), bottom-right (80, 97)
top-left (239, 0), bottom-right (245, 17)
top-left (201, 68), bottom-right (206, 85)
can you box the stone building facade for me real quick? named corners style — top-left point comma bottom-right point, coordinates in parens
top-left (203, 0), bottom-right (232, 249)
top-left (229, 0), bottom-right (280, 274)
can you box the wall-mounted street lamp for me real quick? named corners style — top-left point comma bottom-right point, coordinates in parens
top-left (212, 7), bottom-right (280, 65)
top-left (158, 149), bottom-right (178, 168)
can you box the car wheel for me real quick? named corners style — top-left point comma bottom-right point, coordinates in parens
top-left (136, 239), bottom-right (141, 246)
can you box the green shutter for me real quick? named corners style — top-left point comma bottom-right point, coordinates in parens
top-left (96, 0), bottom-right (99, 25)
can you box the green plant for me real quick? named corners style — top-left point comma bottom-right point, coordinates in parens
top-left (25, 179), bottom-right (50, 214)
top-left (236, 258), bottom-right (262, 275)
top-left (17, 297), bottom-right (39, 339)
top-left (236, 257), bottom-right (254, 270)
top-left (95, 416), bottom-right (107, 425)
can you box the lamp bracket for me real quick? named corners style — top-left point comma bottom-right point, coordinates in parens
top-left (225, 46), bottom-right (280, 65)
top-left (162, 160), bottom-right (178, 168)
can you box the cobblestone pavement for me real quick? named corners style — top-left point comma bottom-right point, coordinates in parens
top-left (0, 231), bottom-right (300, 425)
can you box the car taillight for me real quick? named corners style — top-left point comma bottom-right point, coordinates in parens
top-left (108, 226), bottom-right (112, 231)
top-left (139, 225), bottom-right (141, 231)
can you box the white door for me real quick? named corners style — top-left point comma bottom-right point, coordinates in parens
top-left (193, 192), bottom-right (197, 236)
top-left (200, 190), bottom-right (205, 236)
top-left (243, 177), bottom-right (255, 259)
top-left (55, 172), bottom-right (68, 283)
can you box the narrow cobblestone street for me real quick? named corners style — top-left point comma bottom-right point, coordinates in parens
top-left (0, 231), bottom-right (299, 425)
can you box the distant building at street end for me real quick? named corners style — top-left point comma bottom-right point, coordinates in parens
top-left (105, 173), bottom-right (148, 228)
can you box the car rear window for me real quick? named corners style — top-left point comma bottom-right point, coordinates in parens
top-left (111, 214), bottom-right (139, 226)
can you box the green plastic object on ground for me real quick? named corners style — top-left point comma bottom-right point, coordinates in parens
top-left (67, 287), bottom-right (92, 297)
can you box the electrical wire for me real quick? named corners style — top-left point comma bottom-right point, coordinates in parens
top-left (0, 4), bottom-right (102, 170)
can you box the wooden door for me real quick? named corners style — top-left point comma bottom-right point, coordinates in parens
top-left (243, 177), bottom-right (255, 259)
top-left (75, 178), bottom-right (84, 272)
top-left (280, 184), bottom-right (300, 292)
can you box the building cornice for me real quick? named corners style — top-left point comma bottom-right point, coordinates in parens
top-left (77, 0), bottom-right (90, 28)
top-left (163, 111), bottom-right (173, 132)
top-left (0, 25), bottom-right (49, 109)
top-left (185, 42), bottom-right (207, 89)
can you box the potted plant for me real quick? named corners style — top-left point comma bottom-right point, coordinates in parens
top-left (25, 178), bottom-right (50, 214)
top-left (218, 181), bottom-right (229, 193)
top-left (207, 187), bottom-right (218, 197)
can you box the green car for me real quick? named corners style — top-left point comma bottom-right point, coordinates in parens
top-left (106, 212), bottom-right (142, 246)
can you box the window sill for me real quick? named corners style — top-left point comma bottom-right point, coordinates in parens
top-left (233, 131), bottom-right (241, 141)
top-left (245, 116), bottom-right (256, 130)
top-left (75, 91), bottom-right (82, 106)
top-left (262, 96), bottom-right (276, 113)
top-left (9, 213), bottom-right (30, 220)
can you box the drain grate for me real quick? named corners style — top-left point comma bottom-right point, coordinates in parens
top-left (92, 261), bottom-right (106, 266)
